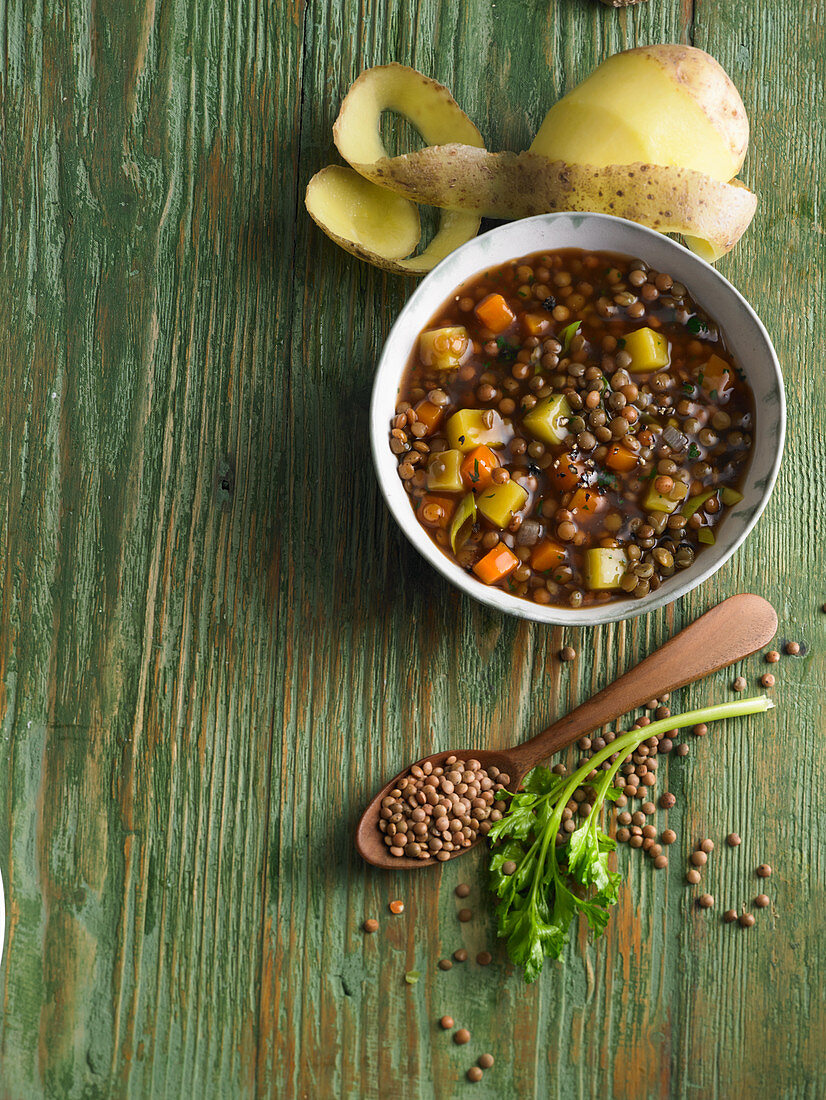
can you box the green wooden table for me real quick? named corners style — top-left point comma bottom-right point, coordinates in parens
top-left (1, 1), bottom-right (824, 1096)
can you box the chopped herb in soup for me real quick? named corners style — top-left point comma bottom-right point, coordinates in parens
top-left (389, 249), bottom-right (753, 608)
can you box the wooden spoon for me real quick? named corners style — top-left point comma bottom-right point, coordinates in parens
top-left (356, 593), bottom-right (776, 869)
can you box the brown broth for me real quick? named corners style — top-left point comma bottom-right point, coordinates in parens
top-left (390, 249), bottom-right (754, 608)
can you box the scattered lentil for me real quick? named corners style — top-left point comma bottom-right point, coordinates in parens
top-left (698, 894), bottom-right (714, 909)
top-left (756, 864), bottom-right (772, 878)
top-left (723, 909), bottom-right (738, 924)
top-left (676, 743), bottom-right (689, 757)
top-left (686, 869), bottom-right (701, 884)
top-left (690, 851), bottom-right (708, 867)
top-left (455, 883), bottom-right (471, 898)
top-left (739, 912), bottom-right (756, 928)
top-left (458, 908), bottom-right (473, 922)
top-left (454, 948), bottom-right (469, 962)
top-left (479, 1054), bottom-right (495, 1069)
top-left (726, 833), bottom-right (741, 847)
top-left (476, 951), bottom-right (493, 966)
top-left (692, 723), bottom-right (708, 737)
top-left (659, 792), bottom-right (676, 809)
top-left (754, 894), bottom-right (770, 908)
top-left (467, 1068), bottom-right (483, 1083)
top-left (765, 650), bottom-right (780, 664)
top-left (732, 676), bottom-right (747, 692)
top-left (439, 1016), bottom-right (454, 1030)
top-left (559, 646), bottom-right (576, 662)
top-left (653, 854), bottom-right (668, 869)
top-left (438, 959), bottom-right (453, 971)
top-left (454, 1028), bottom-right (471, 1045)
top-left (363, 919), bottom-right (379, 934)
top-left (760, 673), bottom-right (775, 688)
top-left (700, 839), bottom-right (714, 854)
top-left (785, 640), bottom-right (801, 656)
top-left (389, 900), bottom-right (405, 915)
top-left (661, 829), bottom-right (677, 845)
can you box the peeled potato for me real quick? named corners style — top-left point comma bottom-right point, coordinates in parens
top-left (530, 46), bottom-right (749, 183)
top-left (362, 145), bottom-right (756, 262)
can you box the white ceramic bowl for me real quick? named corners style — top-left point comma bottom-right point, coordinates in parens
top-left (370, 213), bottom-right (785, 625)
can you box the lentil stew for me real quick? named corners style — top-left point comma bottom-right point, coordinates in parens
top-left (389, 249), bottom-right (754, 608)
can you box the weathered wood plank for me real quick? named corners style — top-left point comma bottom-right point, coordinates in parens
top-left (0, 0), bottom-right (824, 1097)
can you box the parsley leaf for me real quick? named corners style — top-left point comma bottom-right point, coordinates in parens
top-left (487, 695), bottom-right (775, 981)
top-left (687, 316), bottom-right (709, 334)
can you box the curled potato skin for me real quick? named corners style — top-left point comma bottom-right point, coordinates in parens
top-left (316, 63), bottom-right (483, 273)
top-left (359, 145), bottom-right (757, 261)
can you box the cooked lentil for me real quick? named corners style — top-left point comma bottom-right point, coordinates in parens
top-left (392, 248), bottom-right (753, 607)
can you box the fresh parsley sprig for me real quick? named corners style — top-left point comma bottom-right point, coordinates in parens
top-left (488, 695), bottom-right (774, 982)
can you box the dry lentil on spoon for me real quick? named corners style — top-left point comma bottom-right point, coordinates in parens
top-left (377, 755), bottom-right (509, 861)
top-left (390, 248), bottom-right (754, 608)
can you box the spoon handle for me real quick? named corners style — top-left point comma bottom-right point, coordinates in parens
top-left (509, 593), bottom-right (777, 774)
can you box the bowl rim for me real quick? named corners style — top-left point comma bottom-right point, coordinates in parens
top-left (370, 211), bottom-right (786, 626)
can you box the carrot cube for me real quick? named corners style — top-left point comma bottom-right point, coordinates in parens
top-left (473, 545), bottom-right (519, 585)
top-left (414, 399), bottom-right (444, 434)
top-left (605, 444), bottom-right (639, 472)
top-left (549, 456), bottom-right (581, 492)
top-left (474, 293), bottom-right (515, 334)
top-left (570, 487), bottom-right (607, 516)
top-left (530, 540), bottom-right (567, 573)
top-left (460, 445), bottom-right (500, 491)
top-left (417, 494), bottom-right (456, 528)
top-left (520, 312), bottom-right (551, 337)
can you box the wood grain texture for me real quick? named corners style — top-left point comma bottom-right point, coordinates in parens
top-left (0, 0), bottom-right (824, 1097)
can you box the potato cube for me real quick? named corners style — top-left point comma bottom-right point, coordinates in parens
top-left (446, 409), bottom-right (508, 453)
top-left (584, 548), bottom-right (628, 591)
top-left (476, 481), bottom-right (528, 528)
top-left (623, 327), bottom-right (670, 373)
top-left (426, 449), bottom-right (464, 493)
top-left (419, 326), bottom-right (471, 371)
top-left (642, 480), bottom-right (688, 515)
top-left (522, 395), bottom-right (571, 446)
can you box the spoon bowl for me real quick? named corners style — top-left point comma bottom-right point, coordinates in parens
top-left (356, 593), bottom-right (778, 870)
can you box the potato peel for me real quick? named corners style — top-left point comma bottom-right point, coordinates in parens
top-left (354, 145), bottom-right (757, 261)
top-left (302, 65), bottom-right (484, 273)
top-left (309, 54), bottom-right (756, 271)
